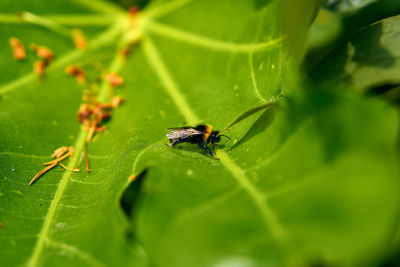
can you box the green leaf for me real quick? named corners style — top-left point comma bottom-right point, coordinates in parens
top-left (279, 0), bottom-right (320, 61)
top-left (322, 0), bottom-right (377, 12)
top-left (305, 0), bottom-right (400, 72)
top-left (131, 90), bottom-right (400, 266)
top-left (309, 14), bottom-right (400, 102)
top-left (0, 0), bottom-right (398, 267)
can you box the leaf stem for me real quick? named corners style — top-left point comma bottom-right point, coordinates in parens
top-left (143, 0), bottom-right (194, 19)
top-left (142, 37), bottom-right (200, 125)
top-left (26, 19), bottom-right (130, 265)
top-left (249, 51), bottom-right (267, 102)
top-left (71, 0), bottom-right (125, 15)
top-left (216, 150), bottom-right (288, 242)
top-left (26, 130), bottom-right (87, 266)
top-left (0, 13), bottom-right (117, 26)
top-left (19, 12), bottom-right (71, 37)
top-left (147, 20), bottom-right (286, 53)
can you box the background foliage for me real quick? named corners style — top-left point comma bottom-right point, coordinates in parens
top-left (0, 0), bottom-right (399, 266)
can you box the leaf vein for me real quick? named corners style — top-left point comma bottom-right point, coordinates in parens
top-left (26, 131), bottom-right (88, 267)
top-left (48, 239), bottom-right (106, 267)
top-left (0, 151), bottom-right (49, 160)
top-left (71, 0), bottom-right (125, 15)
top-left (0, 13), bottom-right (117, 26)
top-left (217, 150), bottom-right (288, 242)
top-left (142, 37), bottom-right (199, 125)
top-left (26, 24), bottom-right (127, 267)
top-left (147, 21), bottom-right (285, 53)
top-left (144, 0), bottom-right (195, 19)
top-left (249, 51), bottom-right (267, 102)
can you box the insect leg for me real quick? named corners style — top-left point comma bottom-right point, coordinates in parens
top-left (169, 137), bottom-right (189, 147)
top-left (168, 139), bottom-right (178, 147)
top-left (199, 142), bottom-right (213, 156)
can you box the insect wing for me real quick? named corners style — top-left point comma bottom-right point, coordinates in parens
top-left (166, 128), bottom-right (202, 139)
top-left (166, 126), bottom-right (193, 130)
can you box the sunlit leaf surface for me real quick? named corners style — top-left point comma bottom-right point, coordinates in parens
top-left (0, 0), bottom-right (398, 267)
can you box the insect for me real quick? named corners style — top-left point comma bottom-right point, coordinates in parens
top-left (33, 60), bottom-right (47, 76)
top-left (9, 37), bottom-right (26, 60)
top-left (105, 73), bottom-right (124, 87)
top-left (66, 65), bottom-right (86, 85)
top-left (166, 124), bottom-right (230, 157)
top-left (30, 43), bottom-right (54, 61)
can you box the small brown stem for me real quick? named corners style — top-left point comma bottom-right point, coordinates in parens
top-left (84, 144), bottom-right (90, 173)
top-left (43, 152), bottom-right (70, 165)
top-left (86, 120), bottom-right (97, 143)
top-left (29, 162), bottom-right (58, 185)
top-left (59, 162), bottom-right (80, 172)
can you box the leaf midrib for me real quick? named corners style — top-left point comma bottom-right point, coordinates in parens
top-left (146, 20), bottom-right (286, 53)
top-left (25, 22), bottom-right (128, 267)
top-left (26, 131), bottom-right (87, 267)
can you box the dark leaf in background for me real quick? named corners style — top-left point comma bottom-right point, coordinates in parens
top-left (306, 0), bottom-right (400, 70)
top-left (322, 0), bottom-right (377, 12)
top-left (309, 14), bottom-right (400, 103)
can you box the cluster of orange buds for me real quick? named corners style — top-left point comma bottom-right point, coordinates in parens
top-left (33, 61), bottom-right (46, 76)
top-left (30, 43), bottom-right (55, 76)
top-left (77, 96), bottom-right (125, 142)
top-left (77, 96), bottom-right (124, 172)
top-left (9, 37), bottom-right (26, 60)
top-left (129, 6), bottom-right (139, 17)
top-left (78, 102), bottom-right (111, 142)
top-left (111, 96), bottom-right (125, 108)
top-left (72, 29), bottom-right (86, 49)
top-left (29, 146), bottom-right (78, 185)
top-left (30, 44), bottom-right (54, 61)
top-left (66, 65), bottom-right (86, 85)
top-left (105, 73), bottom-right (124, 87)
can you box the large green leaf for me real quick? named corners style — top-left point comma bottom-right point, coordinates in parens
top-left (305, 0), bottom-right (400, 71)
top-left (322, 0), bottom-right (376, 12)
top-left (0, 0), bottom-right (398, 267)
top-left (309, 14), bottom-right (400, 102)
top-left (131, 89), bottom-right (400, 267)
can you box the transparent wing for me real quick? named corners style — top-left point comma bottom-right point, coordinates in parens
top-left (166, 128), bottom-right (202, 139)
top-left (167, 126), bottom-right (193, 130)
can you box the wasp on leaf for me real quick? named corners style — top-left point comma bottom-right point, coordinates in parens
top-left (166, 124), bottom-right (230, 157)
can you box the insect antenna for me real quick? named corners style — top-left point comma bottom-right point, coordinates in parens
top-left (220, 134), bottom-right (231, 140)
top-left (216, 97), bottom-right (281, 137)
top-left (216, 128), bottom-right (230, 137)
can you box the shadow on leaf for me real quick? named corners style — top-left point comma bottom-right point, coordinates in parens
top-left (310, 22), bottom-right (395, 87)
top-left (120, 169), bottom-right (148, 229)
top-left (229, 107), bottom-right (275, 151)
